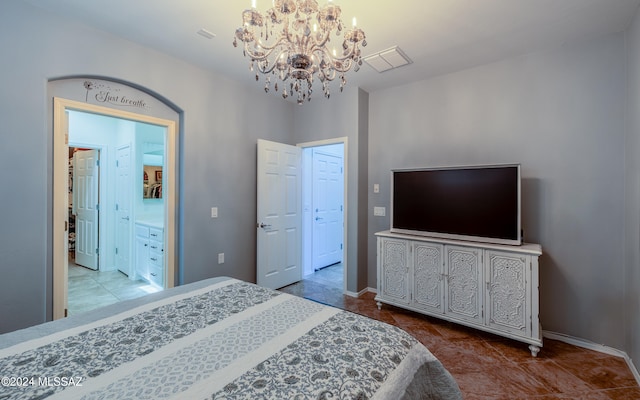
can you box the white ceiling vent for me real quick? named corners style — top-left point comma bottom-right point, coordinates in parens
top-left (363, 46), bottom-right (412, 73)
top-left (197, 28), bottom-right (216, 39)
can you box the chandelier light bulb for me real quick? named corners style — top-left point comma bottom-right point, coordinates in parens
top-left (233, 0), bottom-right (367, 104)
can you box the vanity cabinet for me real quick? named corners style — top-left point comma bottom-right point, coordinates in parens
top-left (376, 231), bottom-right (542, 356)
top-left (135, 223), bottom-right (164, 288)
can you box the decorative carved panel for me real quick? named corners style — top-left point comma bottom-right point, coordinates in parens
top-left (489, 254), bottom-right (527, 332)
top-left (376, 232), bottom-right (542, 357)
top-left (413, 244), bottom-right (442, 310)
top-left (382, 240), bottom-right (408, 301)
top-left (447, 248), bottom-right (480, 319)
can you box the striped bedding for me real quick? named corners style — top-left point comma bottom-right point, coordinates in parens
top-left (0, 277), bottom-right (461, 400)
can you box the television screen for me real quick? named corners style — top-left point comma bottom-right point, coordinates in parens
top-left (391, 164), bottom-right (521, 245)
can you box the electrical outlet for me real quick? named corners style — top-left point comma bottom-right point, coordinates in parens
top-left (218, 253), bottom-right (224, 264)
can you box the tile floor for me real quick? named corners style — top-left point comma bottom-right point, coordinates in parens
top-left (305, 262), bottom-right (344, 289)
top-left (280, 273), bottom-right (640, 400)
top-left (68, 260), bottom-right (161, 315)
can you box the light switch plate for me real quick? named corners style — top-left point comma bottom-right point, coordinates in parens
top-left (218, 253), bottom-right (224, 264)
top-left (374, 206), bottom-right (386, 216)
top-left (373, 184), bottom-right (380, 193)
top-left (211, 207), bottom-right (218, 218)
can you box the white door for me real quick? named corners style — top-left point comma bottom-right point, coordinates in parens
top-left (115, 145), bottom-right (132, 276)
top-left (257, 139), bottom-right (302, 289)
top-left (312, 149), bottom-right (344, 270)
top-left (73, 149), bottom-right (99, 270)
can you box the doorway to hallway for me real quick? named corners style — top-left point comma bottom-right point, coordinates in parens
top-left (301, 141), bottom-right (345, 291)
top-left (255, 138), bottom-right (347, 292)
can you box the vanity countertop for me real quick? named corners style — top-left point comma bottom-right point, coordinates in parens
top-left (136, 216), bottom-right (164, 230)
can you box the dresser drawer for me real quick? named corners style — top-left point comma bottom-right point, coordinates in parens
top-left (149, 227), bottom-right (163, 241)
top-left (148, 241), bottom-right (163, 253)
top-left (149, 252), bottom-right (163, 268)
top-left (148, 264), bottom-right (163, 287)
top-left (135, 224), bottom-right (150, 238)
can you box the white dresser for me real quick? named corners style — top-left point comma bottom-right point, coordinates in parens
top-left (375, 230), bottom-right (543, 356)
top-left (135, 222), bottom-right (164, 288)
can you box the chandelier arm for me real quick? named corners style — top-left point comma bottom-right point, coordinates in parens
top-left (315, 47), bottom-right (354, 73)
top-left (260, 49), bottom-right (290, 75)
top-left (309, 40), bottom-right (359, 65)
top-left (256, 60), bottom-right (278, 75)
top-left (243, 37), bottom-right (288, 61)
top-left (245, 35), bottom-right (289, 54)
top-left (332, 59), bottom-right (353, 73)
top-left (312, 30), bottom-right (332, 50)
top-left (331, 44), bottom-right (359, 62)
top-left (322, 68), bottom-right (337, 81)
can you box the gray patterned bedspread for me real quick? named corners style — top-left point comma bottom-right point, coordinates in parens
top-left (0, 277), bottom-right (461, 400)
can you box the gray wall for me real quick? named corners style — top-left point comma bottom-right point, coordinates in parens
top-left (0, 0), bottom-right (294, 333)
top-left (367, 34), bottom-right (627, 349)
top-left (1, 0), bottom-right (638, 364)
top-left (291, 88), bottom-right (369, 293)
top-left (625, 6), bottom-right (640, 369)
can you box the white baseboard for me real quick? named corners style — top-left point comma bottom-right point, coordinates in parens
top-left (344, 287), bottom-right (377, 298)
top-left (543, 330), bottom-right (640, 386)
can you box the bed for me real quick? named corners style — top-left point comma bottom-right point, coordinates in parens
top-left (0, 277), bottom-right (461, 399)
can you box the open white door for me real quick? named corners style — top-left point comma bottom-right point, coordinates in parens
top-left (257, 139), bottom-right (302, 289)
top-left (115, 145), bottom-right (132, 277)
top-left (312, 149), bottom-right (344, 270)
top-left (73, 149), bottom-right (99, 270)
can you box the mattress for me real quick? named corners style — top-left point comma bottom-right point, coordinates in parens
top-left (0, 277), bottom-right (461, 399)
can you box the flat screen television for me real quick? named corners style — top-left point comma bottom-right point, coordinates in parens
top-left (391, 164), bottom-right (521, 245)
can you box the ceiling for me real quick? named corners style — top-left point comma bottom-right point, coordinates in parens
top-left (24, 0), bottom-right (640, 96)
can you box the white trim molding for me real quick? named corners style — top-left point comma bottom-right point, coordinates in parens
top-left (543, 330), bottom-right (640, 386)
top-left (345, 287), bottom-right (377, 298)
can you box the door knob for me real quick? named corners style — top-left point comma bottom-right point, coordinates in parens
top-left (122, 216), bottom-right (130, 221)
top-left (257, 223), bottom-right (272, 229)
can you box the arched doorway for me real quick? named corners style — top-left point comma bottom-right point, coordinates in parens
top-left (50, 78), bottom-right (179, 319)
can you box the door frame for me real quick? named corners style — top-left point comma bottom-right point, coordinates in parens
top-left (53, 97), bottom-right (177, 319)
top-left (298, 137), bottom-right (348, 294)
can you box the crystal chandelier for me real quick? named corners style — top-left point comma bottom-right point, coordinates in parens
top-left (233, 0), bottom-right (367, 104)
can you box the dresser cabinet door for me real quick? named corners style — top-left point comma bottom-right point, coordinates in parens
top-left (412, 242), bottom-right (444, 313)
top-left (379, 238), bottom-right (410, 304)
top-left (135, 235), bottom-right (149, 281)
top-left (445, 245), bottom-right (483, 324)
top-left (485, 250), bottom-right (531, 337)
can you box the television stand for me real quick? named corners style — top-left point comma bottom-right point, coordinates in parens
top-left (375, 230), bottom-right (543, 357)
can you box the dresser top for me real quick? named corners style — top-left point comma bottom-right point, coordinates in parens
top-left (375, 230), bottom-right (542, 255)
